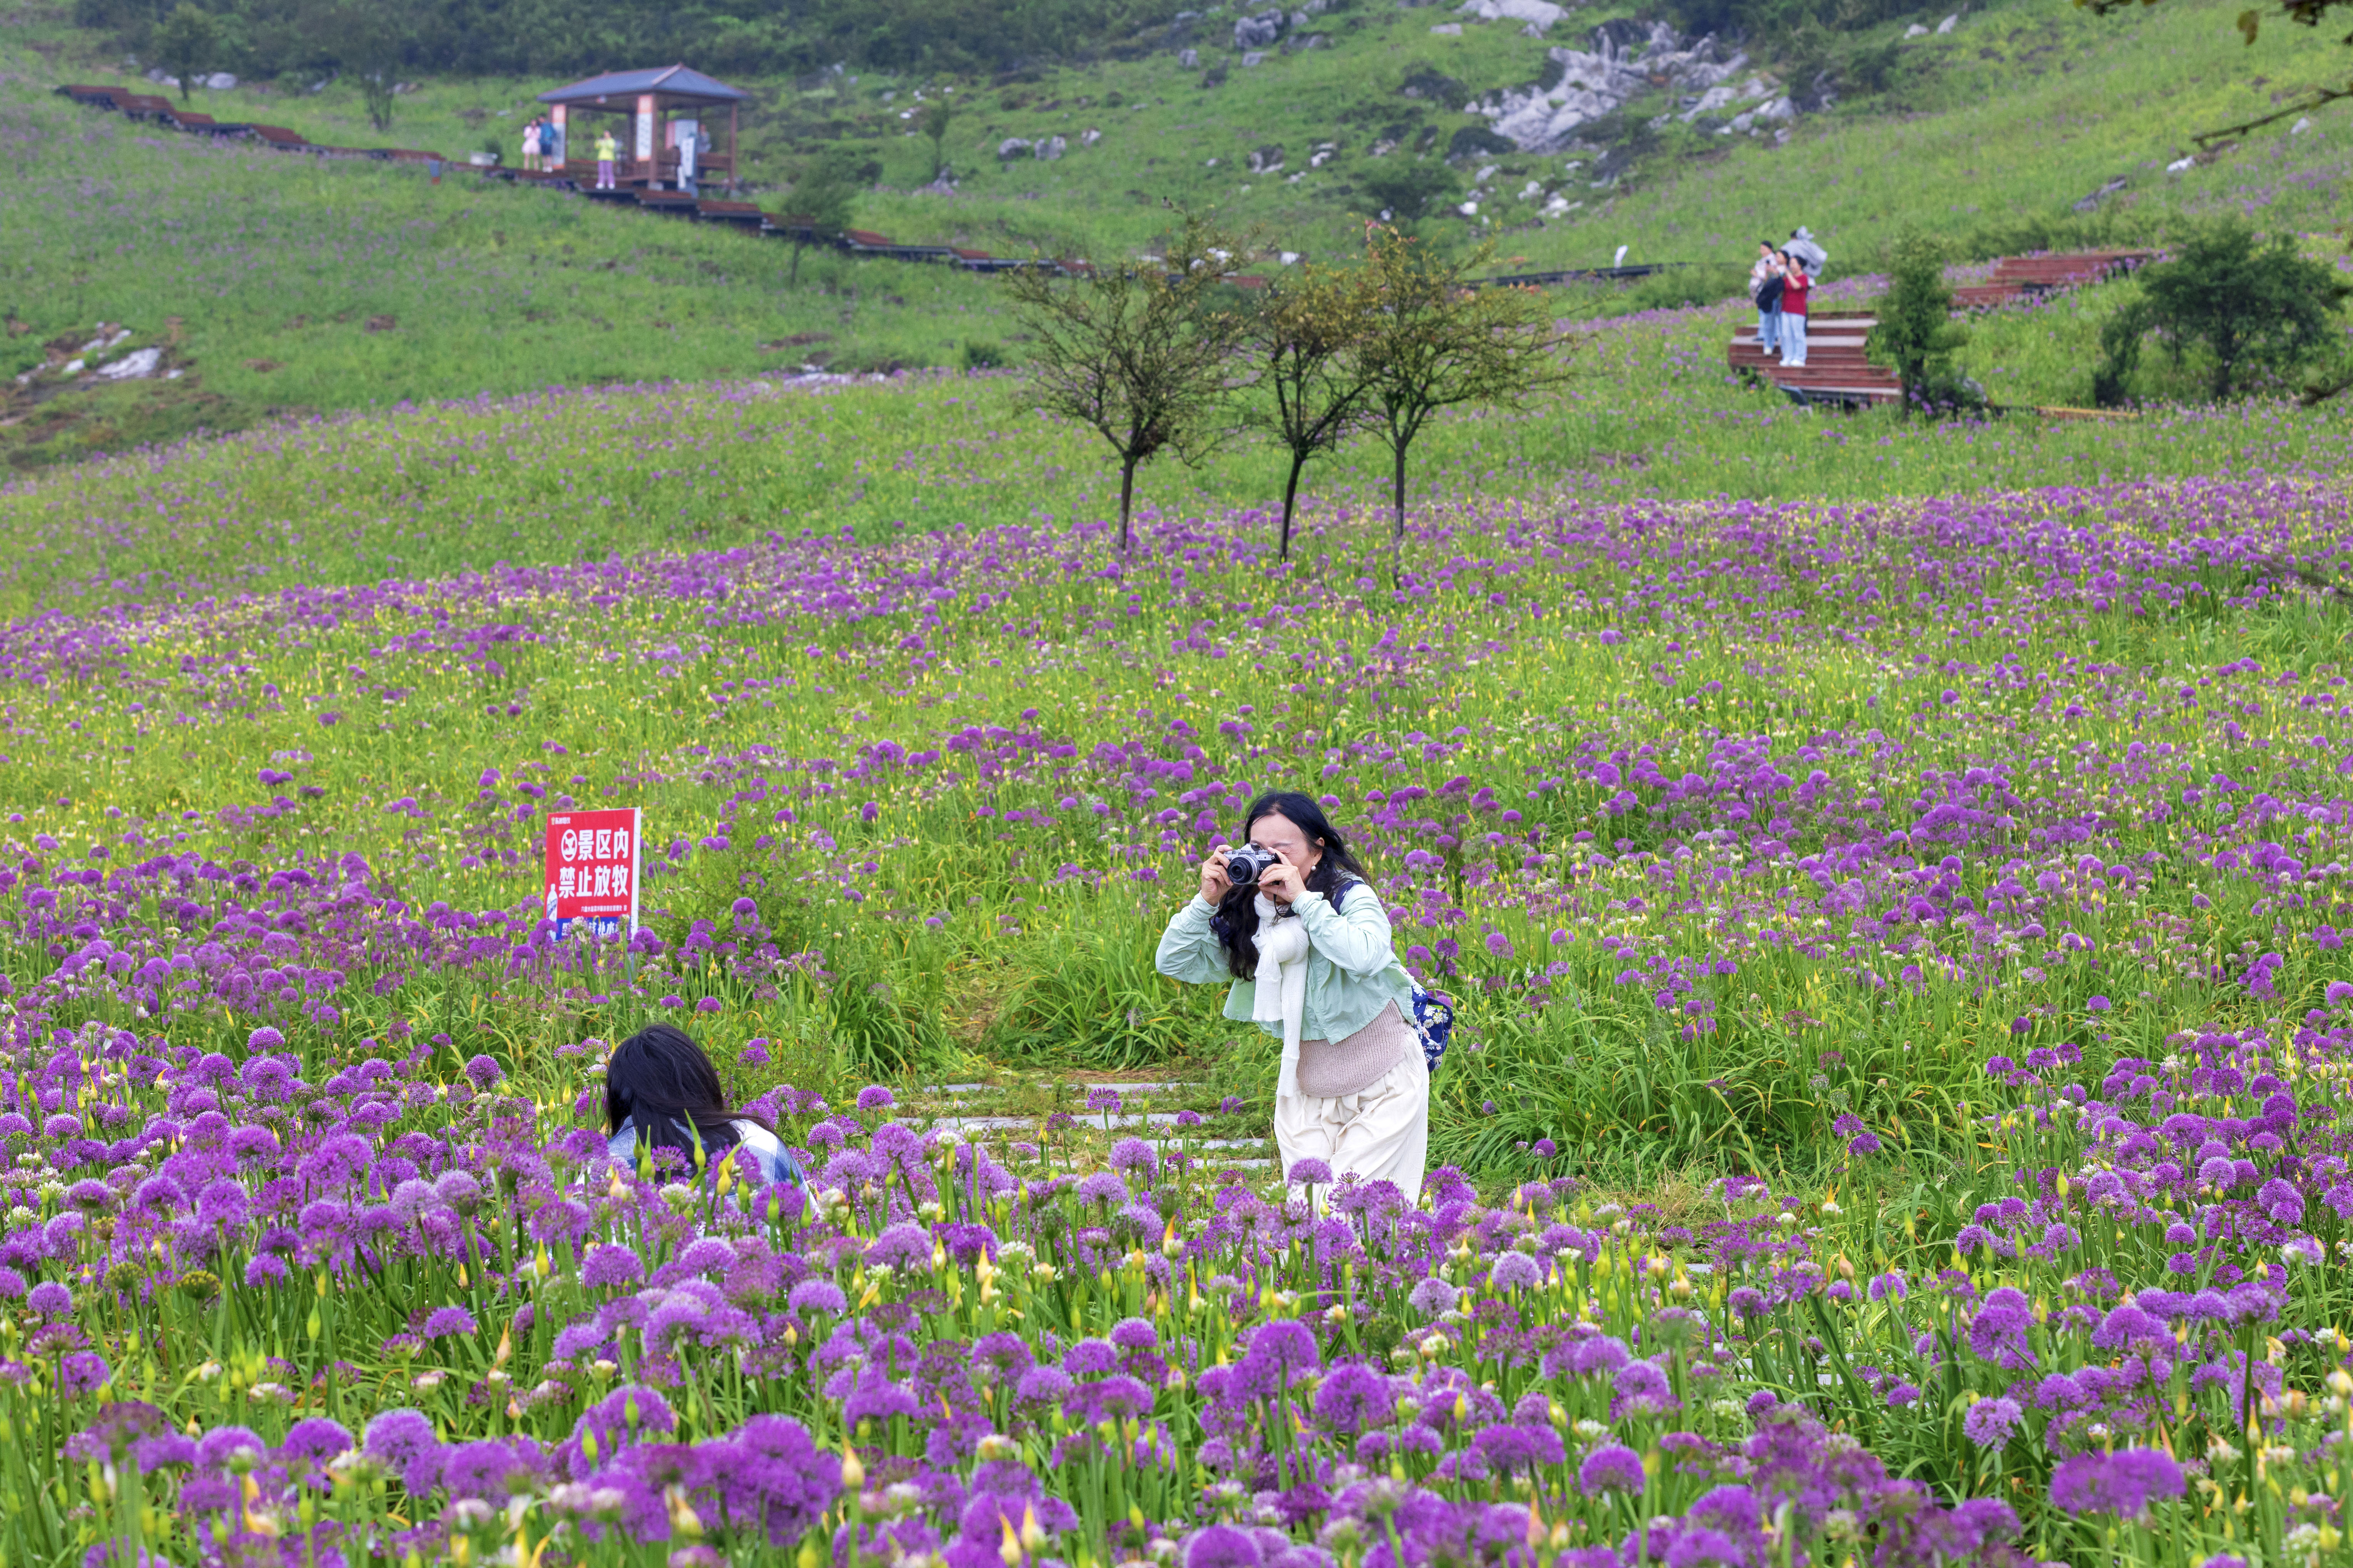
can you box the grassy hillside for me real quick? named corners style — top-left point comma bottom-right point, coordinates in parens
top-left (2, 0), bottom-right (2349, 466)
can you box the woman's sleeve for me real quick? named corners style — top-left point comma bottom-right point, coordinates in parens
top-left (1155, 897), bottom-right (1228, 984)
top-left (1293, 887), bottom-right (1398, 979)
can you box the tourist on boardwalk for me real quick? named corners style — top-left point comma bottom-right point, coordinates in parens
top-left (1156, 792), bottom-right (1446, 1208)
top-left (521, 117), bottom-right (543, 172)
top-left (595, 128), bottom-right (619, 189)
top-left (1751, 241), bottom-right (1785, 359)
top-left (604, 1022), bottom-right (800, 1187)
top-left (1780, 250), bottom-right (1812, 368)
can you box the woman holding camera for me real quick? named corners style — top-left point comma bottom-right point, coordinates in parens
top-left (1155, 791), bottom-right (1431, 1205)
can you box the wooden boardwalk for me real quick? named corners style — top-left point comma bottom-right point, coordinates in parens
top-left (1730, 309), bottom-right (1900, 407)
top-left (1950, 250), bottom-right (2154, 309)
top-left (1728, 251), bottom-right (2157, 411)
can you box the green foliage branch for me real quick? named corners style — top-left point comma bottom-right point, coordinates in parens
top-left (1001, 209), bottom-right (1252, 556)
top-left (1866, 234), bottom-right (1973, 420)
top-left (1233, 260), bottom-right (1383, 562)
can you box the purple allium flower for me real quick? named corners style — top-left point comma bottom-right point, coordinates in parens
top-left (695, 996), bottom-right (723, 1015)
top-left (866, 1222), bottom-right (935, 1272)
top-left (246, 1027), bottom-right (285, 1052)
top-left (196, 1426), bottom-right (269, 1472)
top-left (27, 1282), bottom-right (72, 1318)
top-left (1312, 1364), bottom-right (1393, 1434)
top-left (1111, 1137), bottom-right (1161, 1179)
top-left (1962, 1396), bottom-right (2024, 1449)
top-left (2049, 1448), bottom-right (2186, 1519)
top-left (788, 1279), bottom-right (848, 1315)
top-left (58, 1351), bottom-right (109, 1396)
top-left (857, 1086), bottom-right (896, 1112)
top-left (463, 1054), bottom-right (503, 1089)
top-left (363, 1409), bottom-right (438, 1469)
top-left (1578, 1443), bottom-right (1646, 1495)
top-left (281, 1418), bottom-right (354, 1461)
top-left (1076, 1171), bottom-right (1129, 1206)
top-left (1184, 1525), bottom-right (1263, 1568)
top-left (1488, 1252), bottom-right (1544, 1291)
top-left (1886, 1382), bottom-right (1923, 1408)
top-left (421, 1307), bottom-right (477, 1339)
top-left (1407, 1278), bottom-right (1457, 1316)
top-left (582, 1244), bottom-right (645, 1290)
top-left (1110, 1318), bottom-right (1158, 1351)
top-left (1287, 1157), bottom-right (1334, 1186)
top-left (1610, 1359), bottom-right (1679, 1418)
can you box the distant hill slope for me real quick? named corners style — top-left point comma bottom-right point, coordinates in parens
top-left (3, 0), bottom-right (2348, 465)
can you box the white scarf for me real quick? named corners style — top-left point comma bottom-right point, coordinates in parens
top-left (1250, 893), bottom-right (1310, 1094)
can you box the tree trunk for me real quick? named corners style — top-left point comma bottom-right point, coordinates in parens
top-left (1278, 451), bottom-right (1307, 561)
top-left (1118, 456), bottom-right (1138, 557)
top-left (790, 239), bottom-right (804, 286)
top-left (1390, 438), bottom-right (1409, 589)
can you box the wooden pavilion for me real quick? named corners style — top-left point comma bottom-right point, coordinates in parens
top-left (536, 65), bottom-right (747, 194)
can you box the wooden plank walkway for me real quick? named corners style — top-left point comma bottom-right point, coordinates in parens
top-left (1729, 252), bottom-right (2157, 410)
top-left (1729, 309), bottom-right (1900, 407)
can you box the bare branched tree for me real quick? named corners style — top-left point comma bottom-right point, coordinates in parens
top-left (1002, 210), bottom-right (1249, 555)
top-left (1352, 230), bottom-right (1572, 586)
top-left (1235, 260), bottom-right (1382, 561)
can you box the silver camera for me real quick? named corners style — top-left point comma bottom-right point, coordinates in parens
top-left (1223, 843), bottom-right (1283, 888)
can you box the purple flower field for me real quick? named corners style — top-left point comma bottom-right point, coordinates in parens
top-left (0, 374), bottom-right (2351, 1566)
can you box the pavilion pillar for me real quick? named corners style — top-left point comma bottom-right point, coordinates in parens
top-left (635, 92), bottom-right (655, 185)
top-left (729, 102), bottom-right (739, 195)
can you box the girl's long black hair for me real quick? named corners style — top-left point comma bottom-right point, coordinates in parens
top-left (604, 1022), bottom-right (772, 1169)
top-left (1212, 790), bottom-right (1371, 980)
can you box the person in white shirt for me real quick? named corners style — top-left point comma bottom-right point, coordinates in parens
top-left (604, 1023), bottom-right (799, 1186)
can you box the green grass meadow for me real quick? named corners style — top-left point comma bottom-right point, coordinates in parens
top-left (5, 0), bottom-right (2353, 467)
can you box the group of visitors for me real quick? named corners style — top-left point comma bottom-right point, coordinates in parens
top-left (1748, 228), bottom-right (1827, 368)
top-left (518, 115), bottom-right (563, 172)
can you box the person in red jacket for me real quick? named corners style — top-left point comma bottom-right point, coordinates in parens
top-left (1779, 251), bottom-right (1812, 367)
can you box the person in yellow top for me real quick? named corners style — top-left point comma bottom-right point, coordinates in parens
top-left (595, 129), bottom-right (618, 190)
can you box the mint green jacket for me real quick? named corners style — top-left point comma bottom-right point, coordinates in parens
top-left (1155, 885), bottom-right (1419, 1045)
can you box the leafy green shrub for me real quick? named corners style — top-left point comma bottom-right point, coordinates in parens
top-left (960, 339), bottom-right (1009, 371)
top-left (2137, 222), bottom-right (2351, 400)
top-left (1867, 233), bottom-right (1971, 419)
top-left (2091, 297), bottom-right (2153, 408)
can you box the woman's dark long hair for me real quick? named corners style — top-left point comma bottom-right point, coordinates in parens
top-left (604, 1022), bottom-right (771, 1170)
top-left (1212, 791), bottom-right (1371, 981)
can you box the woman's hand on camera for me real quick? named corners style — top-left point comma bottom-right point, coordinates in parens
top-left (1199, 846), bottom-right (1233, 904)
top-left (1258, 852), bottom-right (1304, 907)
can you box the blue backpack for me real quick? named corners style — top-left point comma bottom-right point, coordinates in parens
top-left (1331, 880), bottom-right (1454, 1075)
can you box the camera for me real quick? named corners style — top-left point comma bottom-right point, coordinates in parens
top-left (1223, 843), bottom-right (1283, 889)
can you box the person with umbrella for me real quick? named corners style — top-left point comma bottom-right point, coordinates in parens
top-left (1779, 248), bottom-right (1812, 368)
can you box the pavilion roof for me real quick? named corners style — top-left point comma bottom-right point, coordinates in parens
top-left (538, 65), bottom-right (748, 107)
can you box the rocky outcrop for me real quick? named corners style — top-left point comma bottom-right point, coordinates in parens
top-left (1471, 20), bottom-right (1765, 152)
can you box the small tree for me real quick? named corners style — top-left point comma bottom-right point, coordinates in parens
top-left (1866, 233), bottom-right (1970, 419)
top-left (1237, 260), bottom-right (1380, 560)
top-left (918, 99), bottom-right (954, 183)
top-left (782, 149), bottom-right (860, 285)
top-left (153, 3), bottom-right (219, 104)
top-left (1352, 229), bottom-right (1569, 584)
top-left (2138, 220), bottom-right (2351, 400)
top-left (1002, 210), bottom-right (1247, 555)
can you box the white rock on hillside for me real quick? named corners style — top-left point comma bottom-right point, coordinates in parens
top-left (1936, 12), bottom-right (1959, 30)
top-left (1478, 20), bottom-right (1748, 153)
top-left (96, 347), bottom-right (164, 382)
top-left (1233, 12), bottom-right (1283, 48)
top-left (1456, 0), bottom-right (1567, 33)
